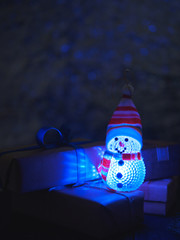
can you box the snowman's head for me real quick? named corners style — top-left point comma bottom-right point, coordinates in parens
top-left (107, 135), bottom-right (141, 153)
top-left (106, 126), bottom-right (142, 153)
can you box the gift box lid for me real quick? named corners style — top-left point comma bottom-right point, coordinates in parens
top-left (0, 141), bottom-right (105, 193)
top-left (138, 177), bottom-right (179, 202)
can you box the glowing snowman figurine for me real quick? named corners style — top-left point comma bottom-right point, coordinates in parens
top-left (99, 84), bottom-right (146, 192)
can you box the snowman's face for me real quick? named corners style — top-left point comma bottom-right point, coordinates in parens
top-left (107, 136), bottom-right (141, 153)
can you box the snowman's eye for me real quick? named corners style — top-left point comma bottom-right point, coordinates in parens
top-left (125, 138), bottom-right (128, 142)
top-left (115, 137), bottom-right (118, 141)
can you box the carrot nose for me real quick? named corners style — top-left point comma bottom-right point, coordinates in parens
top-left (119, 141), bottom-right (124, 147)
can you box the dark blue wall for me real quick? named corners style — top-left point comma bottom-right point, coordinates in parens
top-left (0, 0), bottom-right (180, 148)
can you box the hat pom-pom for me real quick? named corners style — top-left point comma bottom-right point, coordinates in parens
top-left (122, 83), bottom-right (134, 97)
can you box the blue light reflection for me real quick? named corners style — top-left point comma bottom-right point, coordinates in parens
top-left (148, 25), bottom-right (157, 32)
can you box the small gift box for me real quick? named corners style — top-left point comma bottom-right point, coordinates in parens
top-left (138, 177), bottom-right (179, 215)
top-left (48, 184), bottom-right (144, 238)
top-left (11, 181), bottom-right (144, 239)
top-left (142, 140), bottom-right (180, 181)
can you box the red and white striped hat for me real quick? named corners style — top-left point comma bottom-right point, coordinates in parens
top-left (106, 84), bottom-right (142, 148)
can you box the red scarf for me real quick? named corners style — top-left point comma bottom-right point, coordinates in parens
top-left (122, 152), bottom-right (141, 161)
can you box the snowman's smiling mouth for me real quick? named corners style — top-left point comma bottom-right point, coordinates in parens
top-left (115, 147), bottom-right (126, 154)
top-left (115, 138), bottom-right (128, 154)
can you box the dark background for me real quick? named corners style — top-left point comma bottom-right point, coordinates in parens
top-left (0, 0), bottom-right (180, 149)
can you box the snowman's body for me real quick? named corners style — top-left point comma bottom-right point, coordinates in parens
top-left (105, 154), bottom-right (145, 192)
top-left (100, 136), bottom-right (146, 192)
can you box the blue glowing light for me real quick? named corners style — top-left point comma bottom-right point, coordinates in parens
top-left (61, 44), bottom-right (71, 53)
top-left (140, 48), bottom-right (149, 56)
top-left (124, 54), bottom-right (132, 64)
top-left (74, 50), bottom-right (83, 59)
top-left (88, 72), bottom-right (97, 80)
top-left (70, 75), bottom-right (79, 82)
top-left (148, 25), bottom-right (157, 32)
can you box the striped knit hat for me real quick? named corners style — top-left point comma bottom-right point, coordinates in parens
top-left (106, 84), bottom-right (142, 148)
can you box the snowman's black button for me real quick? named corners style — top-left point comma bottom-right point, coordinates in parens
top-left (117, 183), bottom-right (123, 188)
top-left (116, 172), bottom-right (122, 179)
top-left (118, 160), bottom-right (124, 166)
